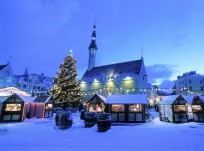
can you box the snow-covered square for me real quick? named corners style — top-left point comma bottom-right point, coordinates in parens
top-left (0, 110), bottom-right (204, 151)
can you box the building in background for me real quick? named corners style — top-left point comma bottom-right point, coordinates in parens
top-left (174, 71), bottom-right (204, 95)
top-left (0, 63), bottom-right (53, 96)
top-left (15, 68), bottom-right (53, 96)
top-left (80, 24), bottom-right (148, 100)
top-left (0, 63), bottom-right (17, 88)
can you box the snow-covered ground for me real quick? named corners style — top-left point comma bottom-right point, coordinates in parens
top-left (0, 110), bottom-right (204, 151)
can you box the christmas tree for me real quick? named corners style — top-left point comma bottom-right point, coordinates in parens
top-left (51, 50), bottom-right (82, 110)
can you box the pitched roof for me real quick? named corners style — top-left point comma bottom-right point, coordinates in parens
top-left (106, 94), bottom-right (147, 104)
top-left (82, 59), bottom-right (142, 80)
top-left (0, 64), bottom-right (7, 71)
top-left (159, 95), bottom-right (180, 104)
top-left (33, 96), bottom-right (50, 103)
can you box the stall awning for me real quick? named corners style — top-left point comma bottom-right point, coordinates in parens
top-left (106, 94), bottom-right (147, 104)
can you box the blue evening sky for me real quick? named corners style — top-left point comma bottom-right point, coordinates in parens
top-left (1, 0), bottom-right (204, 86)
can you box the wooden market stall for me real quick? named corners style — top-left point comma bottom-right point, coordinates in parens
top-left (0, 93), bottom-right (26, 122)
top-left (86, 94), bottom-right (106, 112)
top-left (159, 95), bottom-right (188, 123)
top-left (184, 95), bottom-right (204, 122)
top-left (28, 96), bottom-right (53, 118)
top-left (188, 95), bottom-right (204, 122)
top-left (106, 94), bottom-right (148, 123)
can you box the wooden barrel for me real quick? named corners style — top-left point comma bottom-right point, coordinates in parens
top-left (80, 110), bottom-right (85, 120)
top-left (58, 111), bottom-right (73, 129)
top-left (55, 111), bottom-right (61, 126)
top-left (84, 112), bottom-right (97, 128)
top-left (97, 113), bottom-right (111, 132)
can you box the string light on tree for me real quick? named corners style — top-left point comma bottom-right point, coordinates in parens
top-left (51, 51), bottom-right (82, 110)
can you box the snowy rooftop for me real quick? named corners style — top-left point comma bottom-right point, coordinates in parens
top-left (106, 94), bottom-right (147, 104)
top-left (182, 95), bottom-right (196, 104)
top-left (82, 59), bottom-right (142, 79)
top-left (159, 95), bottom-right (180, 105)
top-left (160, 95), bottom-right (204, 105)
top-left (96, 94), bottom-right (107, 103)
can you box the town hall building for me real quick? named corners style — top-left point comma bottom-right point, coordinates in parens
top-left (80, 25), bottom-right (148, 100)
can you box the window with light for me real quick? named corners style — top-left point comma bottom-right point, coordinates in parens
top-left (5, 104), bottom-right (21, 111)
top-left (173, 105), bottom-right (186, 112)
top-left (129, 104), bottom-right (143, 112)
top-left (112, 104), bottom-right (125, 112)
top-left (192, 105), bottom-right (202, 112)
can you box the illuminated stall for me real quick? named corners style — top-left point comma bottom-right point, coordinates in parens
top-left (86, 94), bottom-right (106, 112)
top-left (0, 93), bottom-right (26, 122)
top-left (159, 95), bottom-right (188, 123)
top-left (188, 95), bottom-right (204, 122)
top-left (106, 94), bottom-right (148, 123)
top-left (28, 96), bottom-right (53, 118)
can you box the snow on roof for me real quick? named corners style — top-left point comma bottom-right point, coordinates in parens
top-left (0, 87), bottom-right (30, 97)
top-left (106, 94), bottom-right (147, 104)
top-left (159, 95), bottom-right (180, 105)
top-left (82, 59), bottom-right (142, 80)
top-left (0, 94), bottom-right (35, 103)
top-left (96, 94), bottom-right (107, 103)
top-left (0, 97), bottom-right (8, 103)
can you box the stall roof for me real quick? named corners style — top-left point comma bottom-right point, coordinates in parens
top-left (182, 95), bottom-right (195, 104)
top-left (0, 87), bottom-right (31, 97)
top-left (106, 94), bottom-right (147, 104)
top-left (196, 95), bottom-right (204, 103)
top-left (0, 93), bottom-right (36, 103)
top-left (33, 96), bottom-right (51, 103)
top-left (159, 95), bottom-right (180, 105)
top-left (96, 94), bottom-right (107, 103)
top-left (19, 96), bottom-right (36, 103)
top-left (0, 97), bottom-right (8, 103)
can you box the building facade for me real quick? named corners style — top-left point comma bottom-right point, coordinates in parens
top-left (0, 63), bottom-right (53, 96)
top-left (174, 71), bottom-right (204, 95)
top-left (80, 25), bottom-right (148, 100)
top-left (15, 68), bottom-right (53, 96)
top-left (0, 63), bottom-right (17, 88)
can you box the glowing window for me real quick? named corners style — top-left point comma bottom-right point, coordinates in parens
top-left (192, 105), bottom-right (202, 112)
top-left (46, 104), bottom-right (53, 110)
top-left (129, 104), bottom-right (143, 112)
top-left (173, 105), bottom-right (186, 112)
top-left (112, 104), bottom-right (125, 112)
top-left (5, 104), bottom-right (21, 111)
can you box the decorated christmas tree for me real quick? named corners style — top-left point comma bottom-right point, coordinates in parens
top-left (51, 50), bottom-right (82, 110)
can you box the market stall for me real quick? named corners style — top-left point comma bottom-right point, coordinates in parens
top-left (191, 95), bottom-right (204, 122)
top-left (28, 96), bottom-right (53, 118)
top-left (0, 93), bottom-right (26, 122)
top-left (86, 94), bottom-right (106, 112)
top-left (159, 95), bottom-right (188, 123)
top-left (106, 94), bottom-right (148, 123)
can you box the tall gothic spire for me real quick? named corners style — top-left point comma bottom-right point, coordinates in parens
top-left (88, 24), bottom-right (98, 71)
top-left (88, 24), bottom-right (97, 50)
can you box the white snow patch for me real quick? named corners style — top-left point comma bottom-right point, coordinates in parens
top-left (0, 110), bottom-right (204, 151)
